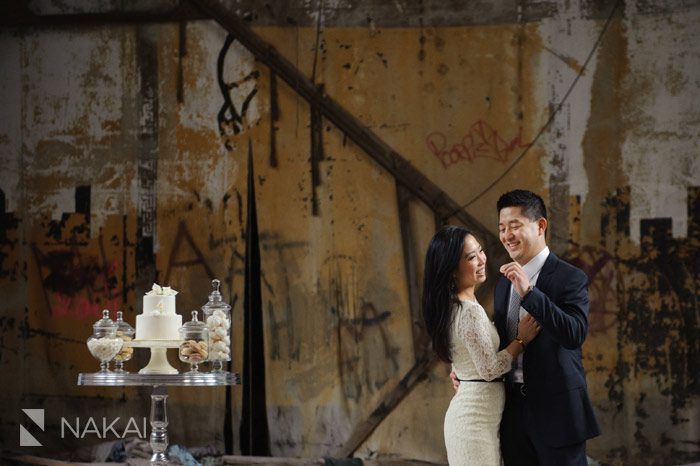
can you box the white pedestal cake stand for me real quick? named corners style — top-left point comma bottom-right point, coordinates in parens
top-left (129, 339), bottom-right (181, 374)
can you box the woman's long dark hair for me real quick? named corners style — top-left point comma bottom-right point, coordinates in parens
top-left (422, 225), bottom-right (471, 363)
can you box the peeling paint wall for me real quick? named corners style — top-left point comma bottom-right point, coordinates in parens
top-left (0, 1), bottom-right (698, 465)
top-left (621, 6), bottom-right (700, 244)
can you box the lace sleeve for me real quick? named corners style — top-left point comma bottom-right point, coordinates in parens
top-left (457, 304), bottom-right (512, 381)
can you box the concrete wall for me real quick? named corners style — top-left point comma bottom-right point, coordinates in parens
top-left (0, 1), bottom-right (698, 465)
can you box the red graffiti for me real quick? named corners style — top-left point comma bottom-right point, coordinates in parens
top-left (52, 293), bottom-right (122, 320)
top-left (426, 120), bottom-right (530, 169)
top-left (32, 236), bottom-right (124, 321)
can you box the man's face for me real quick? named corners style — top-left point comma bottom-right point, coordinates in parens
top-left (498, 206), bottom-right (546, 265)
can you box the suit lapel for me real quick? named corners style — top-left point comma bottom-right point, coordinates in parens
top-left (523, 252), bottom-right (558, 371)
top-left (534, 251), bottom-right (558, 293)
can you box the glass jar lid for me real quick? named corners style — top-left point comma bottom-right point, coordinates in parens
top-left (202, 279), bottom-right (231, 313)
top-left (93, 309), bottom-right (117, 331)
top-left (115, 311), bottom-right (135, 336)
top-left (181, 310), bottom-right (207, 331)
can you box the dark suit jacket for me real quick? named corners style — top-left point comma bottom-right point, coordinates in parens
top-left (494, 251), bottom-right (601, 448)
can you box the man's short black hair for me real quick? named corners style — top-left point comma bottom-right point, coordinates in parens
top-left (497, 189), bottom-right (547, 221)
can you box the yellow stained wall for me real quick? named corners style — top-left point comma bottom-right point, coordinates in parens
top-left (0, 6), bottom-right (698, 466)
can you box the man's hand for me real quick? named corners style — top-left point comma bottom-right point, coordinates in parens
top-left (500, 262), bottom-right (531, 297)
top-left (449, 371), bottom-right (460, 391)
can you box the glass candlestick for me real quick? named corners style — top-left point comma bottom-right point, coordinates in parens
top-left (149, 386), bottom-right (169, 465)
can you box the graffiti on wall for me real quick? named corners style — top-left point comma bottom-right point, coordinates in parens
top-left (31, 214), bottom-right (125, 321)
top-left (426, 120), bottom-right (529, 169)
top-left (263, 232), bottom-right (309, 364)
top-left (322, 254), bottom-right (400, 401)
top-left (26, 188), bottom-right (248, 324)
top-left (217, 34), bottom-right (260, 151)
top-left (567, 246), bottom-right (619, 335)
top-left (164, 221), bottom-right (215, 284)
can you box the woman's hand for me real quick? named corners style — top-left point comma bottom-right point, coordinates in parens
top-left (517, 313), bottom-right (541, 345)
top-left (450, 371), bottom-right (460, 391)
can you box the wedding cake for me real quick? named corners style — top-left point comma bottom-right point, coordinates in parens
top-left (135, 284), bottom-right (182, 340)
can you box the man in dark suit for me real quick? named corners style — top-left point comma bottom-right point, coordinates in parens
top-left (495, 189), bottom-right (600, 465)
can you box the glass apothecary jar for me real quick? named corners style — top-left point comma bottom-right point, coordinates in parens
top-left (178, 311), bottom-right (209, 373)
top-left (113, 311), bottom-right (135, 373)
top-left (202, 279), bottom-right (231, 372)
top-left (86, 310), bottom-right (123, 374)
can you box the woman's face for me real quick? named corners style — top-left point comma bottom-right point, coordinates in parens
top-left (454, 234), bottom-right (487, 291)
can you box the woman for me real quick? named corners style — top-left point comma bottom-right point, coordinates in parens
top-left (423, 226), bottom-right (540, 466)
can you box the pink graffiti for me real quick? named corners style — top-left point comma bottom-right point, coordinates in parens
top-left (426, 120), bottom-right (530, 169)
top-left (32, 240), bottom-right (125, 321)
top-left (52, 293), bottom-right (123, 321)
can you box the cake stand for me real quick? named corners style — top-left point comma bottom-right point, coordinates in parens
top-left (77, 372), bottom-right (239, 465)
top-left (129, 339), bottom-right (181, 374)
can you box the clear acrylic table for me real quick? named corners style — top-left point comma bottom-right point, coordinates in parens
top-left (77, 372), bottom-right (240, 465)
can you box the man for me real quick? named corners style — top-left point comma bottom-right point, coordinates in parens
top-left (453, 189), bottom-right (600, 465)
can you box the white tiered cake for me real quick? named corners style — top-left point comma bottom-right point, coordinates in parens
top-left (135, 284), bottom-right (182, 340)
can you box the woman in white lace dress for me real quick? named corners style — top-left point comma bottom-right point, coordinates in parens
top-left (423, 226), bottom-right (540, 466)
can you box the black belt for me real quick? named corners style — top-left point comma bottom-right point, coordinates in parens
top-left (457, 377), bottom-right (505, 383)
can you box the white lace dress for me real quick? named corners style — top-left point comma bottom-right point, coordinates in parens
top-left (443, 299), bottom-right (513, 466)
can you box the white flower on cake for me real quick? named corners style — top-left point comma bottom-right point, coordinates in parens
top-left (146, 283), bottom-right (179, 296)
top-left (151, 300), bottom-right (166, 316)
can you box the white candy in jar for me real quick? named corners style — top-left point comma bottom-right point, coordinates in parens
top-left (211, 340), bottom-right (228, 352)
top-left (206, 315), bottom-right (223, 328)
top-left (87, 337), bottom-right (123, 361)
top-left (205, 307), bottom-right (230, 361)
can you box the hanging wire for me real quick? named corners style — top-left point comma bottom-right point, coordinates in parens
top-left (442, 0), bottom-right (623, 222)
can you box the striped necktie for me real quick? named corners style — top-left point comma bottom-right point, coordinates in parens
top-left (506, 287), bottom-right (521, 341)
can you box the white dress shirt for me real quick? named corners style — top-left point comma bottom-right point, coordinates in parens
top-left (509, 246), bottom-right (549, 383)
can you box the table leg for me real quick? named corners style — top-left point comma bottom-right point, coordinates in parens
top-left (149, 385), bottom-right (169, 465)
